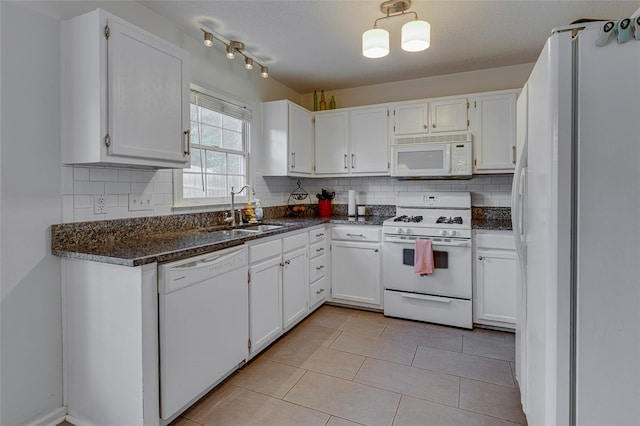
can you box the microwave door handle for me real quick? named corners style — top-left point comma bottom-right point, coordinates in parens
top-left (445, 145), bottom-right (452, 174)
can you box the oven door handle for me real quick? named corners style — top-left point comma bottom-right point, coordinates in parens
top-left (383, 236), bottom-right (471, 247)
top-left (401, 293), bottom-right (452, 303)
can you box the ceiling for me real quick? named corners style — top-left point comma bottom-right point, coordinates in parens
top-left (49, 1), bottom-right (640, 94)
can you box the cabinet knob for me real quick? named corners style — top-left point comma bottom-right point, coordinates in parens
top-left (423, 124), bottom-right (427, 129)
top-left (478, 256), bottom-right (483, 260)
top-left (374, 249), bottom-right (379, 253)
top-left (432, 124), bottom-right (436, 128)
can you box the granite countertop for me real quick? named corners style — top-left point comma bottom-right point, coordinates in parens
top-left (472, 218), bottom-right (513, 231)
top-left (52, 215), bottom-right (390, 267)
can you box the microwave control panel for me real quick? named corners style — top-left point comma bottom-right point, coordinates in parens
top-left (451, 143), bottom-right (472, 175)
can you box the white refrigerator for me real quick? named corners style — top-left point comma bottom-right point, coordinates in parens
top-left (512, 20), bottom-right (640, 426)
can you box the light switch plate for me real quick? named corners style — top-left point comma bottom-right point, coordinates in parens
top-left (129, 193), bottom-right (153, 211)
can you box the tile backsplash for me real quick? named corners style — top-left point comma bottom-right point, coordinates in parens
top-left (62, 165), bottom-right (512, 223)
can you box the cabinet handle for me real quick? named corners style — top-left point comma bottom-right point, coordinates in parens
top-left (316, 265), bottom-right (325, 270)
top-left (344, 154), bottom-right (348, 169)
top-left (291, 152), bottom-right (296, 169)
top-left (423, 124), bottom-right (427, 129)
top-left (315, 233), bottom-right (324, 237)
top-left (316, 288), bottom-right (324, 294)
top-left (346, 233), bottom-right (365, 238)
top-left (374, 249), bottom-right (379, 253)
top-left (432, 123), bottom-right (436, 128)
top-left (478, 256), bottom-right (483, 260)
top-left (351, 153), bottom-right (355, 169)
top-left (316, 247), bottom-right (325, 253)
top-left (512, 145), bottom-right (517, 164)
top-left (183, 129), bottom-right (190, 156)
top-left (280, 262), bottom-right (285, 267)
top-left (284, 260), bottom-right (291, 265)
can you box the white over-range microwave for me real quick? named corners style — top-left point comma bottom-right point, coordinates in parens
top-left (391, 133), bottom-right (473, 179)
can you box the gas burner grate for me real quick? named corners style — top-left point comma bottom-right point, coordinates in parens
top-left (436, 216), bottom-right (464, 224)
top-left (393, 215), bottom-right (424, 223)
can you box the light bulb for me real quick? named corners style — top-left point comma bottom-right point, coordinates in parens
top-left (203, 32), bottom-right (214, 47)
top-left (261, 66), bottom-right (269, 78)
top-left (362, 28), bottom-right (389, 58)
top-left (401, 20), bottom-right (430, 52)
top-left (245, 57), bottom-right (254, 70)
top-left (226, 45), bottom-right (235, 59)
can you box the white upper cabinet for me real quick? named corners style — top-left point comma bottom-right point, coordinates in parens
top-left (391, 100), bottom-right (429, 135)
top-left (430, 97), bottom-right (469, 133)
top-left (470, 90), bottom-right (519, 173)
top-left (315, 106), bottom-right (389, 176)
top-left (263, 100), bottom-right (314, 176)
top-left (349, 106), bottom-right (389, 175)
top-left (62, 9), bottom-right (190, 168)
top-left (314, 111), bottom-right (349, 175)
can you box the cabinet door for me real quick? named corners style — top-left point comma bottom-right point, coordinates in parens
top-left (315, 111), bottom-right (349, 175)
top-left (289, 103), bottom-right (314, 175)
top-left (392, 101), bottom-right (429, 135)
top-left (475, 249), bottom-right (517, 327)
top-left (282, 247), bottom-right (308, 328)
top-left (350, 106), bottom-right (389, 174)
top-left (430, 98), bottom-right (468, 133)
top-left (471, 93), bottom-right (517, 173)
top-left (249, 256), bottom-right (283, 354)
top-left (107, 18), bottom-right (189, 165)
top-left (331, 241), bottom-right (381, 306)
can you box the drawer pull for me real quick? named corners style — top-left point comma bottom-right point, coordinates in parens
top-left (316, 233), bottom-right (324, 237)
top-left (316, 265), bottom-right (325, 270)
top-left (316, 247), bottom-right (325, 253)
top-left (401, 293), bottom-right (451, 303)
top-left (346, 233), bottom-right (365, 238)
top-left (316, 288), bottom-right (325, 294)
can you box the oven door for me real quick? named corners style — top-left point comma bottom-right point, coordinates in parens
top-left (382, 235), bottom-right (471, 299)
top-left (391, 143), bottom-right (451, 177)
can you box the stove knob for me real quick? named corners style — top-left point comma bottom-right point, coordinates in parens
top-left (397, 228), bottom-right (404, 234)
top-left (440, 230), bottom-right (448, 237)
top-left (405, 228), bottom-right (412, 235)
top-left (449, 230), bottom-right (456, 236)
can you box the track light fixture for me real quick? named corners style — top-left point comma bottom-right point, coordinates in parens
top-left (201, 29), bottom-right (269, 79)
top-left (362, 0), bottom-right (430, 58)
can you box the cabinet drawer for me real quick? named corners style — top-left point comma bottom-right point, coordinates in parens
top-left (309, 239), bottom-right (329, 260)
top-left (475, 232), bottom-right (515, 250)
top-left (309, 275), bottom-right (329, 308)
top-left (383, 289), bottom-right (472, 329)
top-left (249, 239), bottom-right (282, 263)
top-left (309, 227), bottom-right (328, 244)
top-left (283, 232), bottom-right (308, 252)
top-left (310, 254), bottom-right (328, 282)
top-left (332, 227), bottom-right (380, 242)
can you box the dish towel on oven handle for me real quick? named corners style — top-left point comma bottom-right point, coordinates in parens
top-left (414, 239), bottom-right (434, 275)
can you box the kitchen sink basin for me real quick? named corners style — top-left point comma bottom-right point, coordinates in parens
top-left (203, 224), bottom-right (285, 239)
top-left (239, 224), bottom-right (284, 232)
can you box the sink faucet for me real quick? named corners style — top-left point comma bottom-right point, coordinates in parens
top-left (228, 185), bottom-right (256, 227)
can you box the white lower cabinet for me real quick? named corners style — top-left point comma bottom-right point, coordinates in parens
top-left (282, 245), bottom-right (308, 328)
top-left (331, 226), bottom-right (382, 308)
top-left (474, 230), bottom-right (517, 329)
top-left (248, 238), bottom-right (283, 355)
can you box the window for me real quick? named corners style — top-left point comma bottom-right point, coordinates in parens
top-left (174, 88), bottom-right (251, 206)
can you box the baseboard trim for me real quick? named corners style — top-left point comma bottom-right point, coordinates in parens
top-left (21, 406), bottom-right (67, 426)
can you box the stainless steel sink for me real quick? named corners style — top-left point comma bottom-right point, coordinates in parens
top-left (239, 225), bottom-right (284, 232)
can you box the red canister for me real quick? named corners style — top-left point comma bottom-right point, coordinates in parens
top-left (318, 200), bottom-right (331, 218)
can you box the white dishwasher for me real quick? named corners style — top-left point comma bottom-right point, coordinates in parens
top-left (158, 245), bottom-right (248, 420)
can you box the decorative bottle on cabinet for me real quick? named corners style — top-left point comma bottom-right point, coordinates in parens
top-left (329, 96), bottom-right (336, 109)
top-left (313, 91), bottom-right (318, 111)
top-left (319, 90), bottom-right (327, 111)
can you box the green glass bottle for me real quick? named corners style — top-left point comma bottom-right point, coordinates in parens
top-left (329, 96), bottom-right (336, 109)
top-left (313, 91), bottom-right (318, 111)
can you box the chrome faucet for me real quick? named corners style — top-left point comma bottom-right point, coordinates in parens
top-left (228, 185), bottom-right (255, 227)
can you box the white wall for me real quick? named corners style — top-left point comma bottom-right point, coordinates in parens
top-left (0, 2), bottom-right (64, 425)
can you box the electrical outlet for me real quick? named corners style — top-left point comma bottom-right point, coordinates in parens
top-left (129, 193), bottom-right (153, 211)
top-left (94, 194), bottom-right (106, 215)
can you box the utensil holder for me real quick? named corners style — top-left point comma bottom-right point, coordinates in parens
top-left (318, 200), bottom-right (332, 218)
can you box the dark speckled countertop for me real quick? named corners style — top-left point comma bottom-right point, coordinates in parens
top-left (52, 213), bottom-right (390, 267)
top-left (471, 207), bottom-right (513, 231)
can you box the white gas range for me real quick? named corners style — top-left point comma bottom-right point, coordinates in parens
top-left (382, 192), bottom-right (473, 328)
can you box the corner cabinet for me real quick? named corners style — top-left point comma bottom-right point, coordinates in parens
top-left (262, 100), bottom-right (314, 176)
top-left (61, 9), bottom-right (190, 168)
top-left (473, 230), bottom-right (517, 329)
top-left (314, 106), bottom-right (389, 176)
top-left (470, 90), bottom-right (519, 174)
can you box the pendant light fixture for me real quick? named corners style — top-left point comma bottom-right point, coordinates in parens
top-left (201, 29), bottom-right (269, 78)
top-left (362, 0), bottom-right (430, 58)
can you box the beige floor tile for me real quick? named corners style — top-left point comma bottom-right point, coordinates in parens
top-left (412, 346), bottom-right (515, 387)
top-left (282, 322), bottom-right (342, 347)
top-left (394, 395), bottom-right (521, 426)
top-left (459, 378), bottom-right (527, 424)
top-left (184, 384), bottom-right (329, 426)
top-left (227, 358), bottom-right (306, 398)
top-left (168, 416), bottom-right (202, 426)
top-left (308, 306), bottom-right (359, 329)
top-left (336, 315), bottom-right (388, 337)
top-left (381, 322), bottom-right (463, 352)
top-left (330, 331), bottom-right (417, 365)
top-left (354, 358), bottom-right (459, 407)
top-left (326, 416), bottom-right (366, 426)
top-left (462, 327), bottom-right (509, 343)
top-left (463, 335), bottom-right (516, 362)
top-left (266, 342), bottom-right (366, 380)
top-left (284, 371), bottom-right (401, 426)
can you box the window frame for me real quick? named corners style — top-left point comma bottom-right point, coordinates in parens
top-left (173, 84), bottom-right (253, 208)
